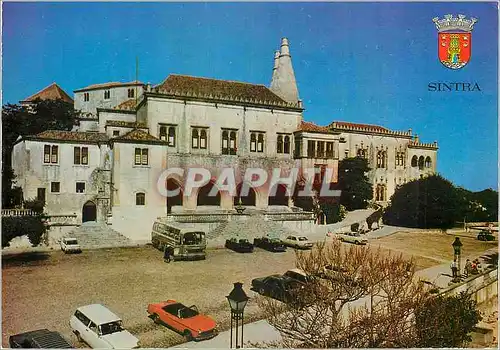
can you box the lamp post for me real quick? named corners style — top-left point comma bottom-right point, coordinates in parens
top-left (452, 237), bottom-right (463, 281)
top-left (226, 282), bottom-right (249, 349)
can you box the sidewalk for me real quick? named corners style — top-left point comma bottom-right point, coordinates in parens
top-left (173, 247), bottom-right (498, 348)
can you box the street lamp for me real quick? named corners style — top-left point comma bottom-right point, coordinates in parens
top-left (452, 237), bottom-right (463, 281)
top-left (227, 282), bottom-right (249, 349)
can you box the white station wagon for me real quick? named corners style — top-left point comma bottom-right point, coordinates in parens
top-left (282, 235), bottom-right (313, 249)
top-left (70, 304), bottom-right (139, 349)
top-left (60, 237), bottom-right (82, 254)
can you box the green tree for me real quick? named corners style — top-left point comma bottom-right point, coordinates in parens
top-left (2, 99), bottom-right (76, 208)
top-left (338, 157), bottom-right (373, 210)
top-left (458, 188), bottom-right (499, 223)
top-left (415, 291), bottom-right (482, 347)
top-left (383, 174), bottom-right (466, 229)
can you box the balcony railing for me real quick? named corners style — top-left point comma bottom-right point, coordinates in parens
top-left (45, 214), bottom-right (78, 227)
top-left (1, 209), bottom-right (35, 217)
top-left (264, 212), bottom-right (315, 221)
top-left (165, 210), bottom-right (314, 223)
top-left (164, 213), bottom-right (234, 223)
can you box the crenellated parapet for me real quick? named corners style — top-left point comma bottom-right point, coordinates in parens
top-left (408, 140), bottom-right (439, 150)
top-left (328, 121), bottom-right (413, 138)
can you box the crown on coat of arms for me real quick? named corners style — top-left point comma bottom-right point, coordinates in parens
top-left (432, 14), bottom-right (478, 32)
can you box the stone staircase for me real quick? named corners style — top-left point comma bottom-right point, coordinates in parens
top-left (66, 221), bottom-right (133, 250)
top-left (206, 215), bottom-right (300, 247)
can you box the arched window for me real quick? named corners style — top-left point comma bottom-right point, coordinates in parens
top-left (425, 156), bottom-right (432, 168)
top-left (168, 127), bottom-right (176, 147)
top-left (357, 148), bottom-right (367, 159)
top-left (200, 129), bottom-right (207, 149)
top-left (250, 133), bottom-right (257, 152)
top-left (229, 131), bottom-right (237, 155)
top-left (277, 135), bottom-right (284, 154)
top-left (192, 129), bottom-right (199, 149)
top-left (418, 156), bottom-right (425, 170)
top-left (222, 130), bottom-right (229, 154)
top-left (136, 192), bottom-right (146, 206)
top-left (411, 155), bottom-right (418, 167)
top-left (257, 133), bottom-right (264, 152)
top-left (284, 136), bottom-right (291, 154)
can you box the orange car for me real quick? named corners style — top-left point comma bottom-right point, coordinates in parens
top-left (147, 300), bottom-right (218, 341)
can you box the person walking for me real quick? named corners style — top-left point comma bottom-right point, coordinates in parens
top-left (465, 259), bottom-right (472, 277)
top-left (164, 246), bottom-right (172, 263)
top-left (450, 259), bottom-right (458, 279)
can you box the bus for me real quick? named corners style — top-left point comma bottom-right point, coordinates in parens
top-left (151, 220), bottom-right (206, 261)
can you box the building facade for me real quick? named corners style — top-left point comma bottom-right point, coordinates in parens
top-left (12, 37), bottom-right (437, 241)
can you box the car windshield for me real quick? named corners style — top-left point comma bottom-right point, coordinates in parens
top-left (183, 232), bottom-right (204, 245)
top-left (270, 238), bottom-right (281, 243)
top-left (179, 307), bottom-right (199, 318)
top-left (298, 237), bottom-right (308, 241)
top-left (99, 321), bottom-right (124, 335)
top-left (65, 239), bottom-right (78, 245)
top-left (239, 239), bottom-right (249, 243)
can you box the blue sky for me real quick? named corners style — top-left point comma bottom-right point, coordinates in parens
top-left (3, 2), bottom-right (498, 191)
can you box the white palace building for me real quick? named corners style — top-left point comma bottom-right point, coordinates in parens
top-left (11, 38), bottom-right (438, 242)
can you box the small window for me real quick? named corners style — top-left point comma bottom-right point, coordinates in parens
top-left (168, 127), bottom-right (176, 147)
top-left (76, 182), bottom-right (85, 193)
top-left (51, 182), bottom-right (60, 193)
top-left (128, 88), bottom-right (135, 98)
top-left (229, 131), bottom-right (237, 155)
top-left (192, 129), bottom-right (199, 149)
top-left (74, 147), bottom-right (89, 165)
top-left (257, 133), bottom-right (264, 153)
top-left (250, 133), bottom-right (256, 152)
top-left (44, 145), bottom-right (51, 163)
top-left (51, 145), bottom-right (58, 164)
top-left (84, 92), bottom-right (90, 102)
top-left (134, 148), bottom-right (148, 165)
top-left (200, 129), bottom-right (207, 149)
top-left (159, 126), bottom-right (167, 141)
top-left (104, 90), bottom-right (110, 99)
top-left (250, 132), bottom-right (265, 153)
top-left (113, 130), bottom-right (120, 137)
top-left (136, 192), bottom-right (145, 205)
top-left (277, 135), bottom-right (283, 154)
top-left (284, 135), bottom-right (291, 154)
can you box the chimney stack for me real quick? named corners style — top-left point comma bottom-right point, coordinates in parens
top-left (270, 37), bottom-right (300, 105)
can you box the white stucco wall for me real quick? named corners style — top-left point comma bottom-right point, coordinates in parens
top-left (110, 141), bottom-right (168, 240)
top-left (74, 85), bottom-right (144, 115)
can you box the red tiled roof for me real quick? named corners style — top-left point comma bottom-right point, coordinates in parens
top-left (112, 129), bottom-right (167, 144)
top-left (154, 74), bottom-right (288, 106)
top-left (329, 121), bottom-right (388, 132)
top-left (75, 81), bottom-right (144, 92)
top-left (27, 130), bottom-right (108, 143)
top-left (114, 99), bottom-right (139, 111)
top-left (22, 83), bottom-right (73, 103)
top-left (298, 121), bottom-right (330, 133)
top-left (106, 120), bottom-right (148, 128)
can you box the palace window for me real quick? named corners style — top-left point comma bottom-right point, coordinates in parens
top-left (127, 88), bottom-right (135, 98)
top-left (411, 156), bottom-right (418, 167)
top-left (104, 90), bottom-right (110, 99)
top-left (375, 184), bottom-right (387, 201)
top-left (277, 134), bottom-right (291, 154)
top-left (284, 135), bottom-right (291, 154)
top-left (294, 139), bottom-right (302, 157)
top-left (191, 127), bottom-right (208, 150)
top-left (357, 148), bottom-right (368, 159)
top-left (45, 145), bottom-right (59, 164)
top-left (307, 140), bottom-right (316, 158)
top-left (113, 130), bottom-right (120, 137)
top-left (250, 132), bottom-right (265, 153)
top-left (317, 141), bottom-right (325, 158)
top-left (222, 129), bottom-right (237, 155)
top-left (51, 182), bottom-right (60, 193)
top-left (74, 147), bottom-right (89, 165)
top-left (84, 93), bottom-right (90, 102)
top-left (76, 182), bottom-right (86, 193)
top-left (395, 151), bottom-right (406, 167)
top-left (376, 150), bottom-right (387, 168)
top-left (326, 142), bottom-right (334, 158)
top-left (134, 148), bottom-right (148, 165)
top-left (425, 156), bottom-right (432, 168)
top-left (160, 125), bottom-right (176, 147)
top-left (277, 135), bottom-right (283, 154)
top-left (136, 192), bottom-right (146, 206)
top-left (418, 156), bottom-right (425, 170)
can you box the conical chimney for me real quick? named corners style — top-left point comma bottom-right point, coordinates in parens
top-left (270, 37), bottom-right (300, 104)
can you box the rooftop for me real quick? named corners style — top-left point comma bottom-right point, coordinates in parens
top-left (114, 99), bottom-right (139, 111)
top-left (21, 83), bottom-right (73, 104)
top-left (111, 128), bottom-right (167, 144)
top-left (26, 130), bottom-right (108, 143)
top-left (329, 121), bottom-right (389, 133)
top-left (77, 304), bottom-right (121, 324)
top-left (106, 120), bottom-right (148, 129)
top-left (74, 81), bottom-right (144, 92)
top-left (154, 74), bottom-right (299, 108)
top-left (298, 121), bottom-right (330, 133)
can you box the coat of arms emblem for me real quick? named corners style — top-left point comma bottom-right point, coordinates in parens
top-left (432, 14), bottom-right (478, 69)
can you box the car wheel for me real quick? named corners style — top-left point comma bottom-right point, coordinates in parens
top-left (74, 331), bottom-right (83, 343)
top-left (184, 330), bottom-right (193, 341)
top-left (151, 313), bottom-right (161, 324)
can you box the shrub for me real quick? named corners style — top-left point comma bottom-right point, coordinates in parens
top-left (2, 215), bottom-right (47, 248)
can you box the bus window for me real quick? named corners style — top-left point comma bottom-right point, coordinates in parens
top-left (183, 232), bottom-right (203, 245)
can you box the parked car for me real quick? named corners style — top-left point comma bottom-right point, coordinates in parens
top-left (477, 231), bottom-right (495, 241)
top-left (282, 235), bottom-right (313, 249)
top-left (251, 275), bottom-right (304, 303)
top-left (9, 329), bottom-right (73, 348)
top-left (225, 238), bottom-right (254, 253)
top-left (317, 264), bottom-right (361, 286)
top-left (283, 268), bottom-right (311, 284)
top-left (338, 232), bottom-right (368, 245)
top-left (70, 304), bottom-right (139, 348)
top-left (147, 300), bottom-right (218, 341)
top-left (60, 237), bottom-right (82, 254)
top-left (253, 237), bottom-right (287, 252)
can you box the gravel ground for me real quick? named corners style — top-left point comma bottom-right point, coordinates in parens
top-left (2, 245), bottom-right (298, 348)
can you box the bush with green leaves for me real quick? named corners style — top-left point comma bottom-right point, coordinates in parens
top-left (415, 291), bottom-right (482, 347)
top-left (2, 215), bottom-right (47, 248)
top-left (338, 157), bottom-right (373, 210)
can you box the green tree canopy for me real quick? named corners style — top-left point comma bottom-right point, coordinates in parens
top-left (383, 174), bottom-right (467, 229)
top-left (338, 157), bottom-right (373, 210)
